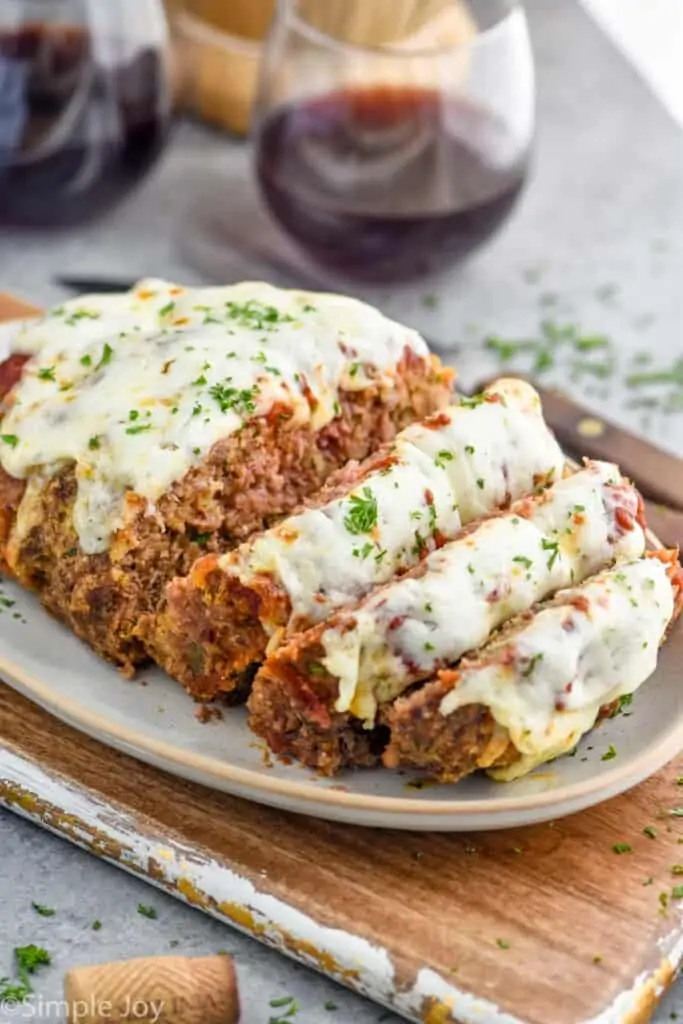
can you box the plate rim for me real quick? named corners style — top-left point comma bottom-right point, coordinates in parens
top-left (2, 615), bottom-right (682, 821)
top-left (1, 449), bottom-right (680, 822)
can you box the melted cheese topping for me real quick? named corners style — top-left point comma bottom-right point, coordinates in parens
top-left (0, 279), bottom-right (428, 553)
top-left (322, 461), bottom-right (645, 724)
top-left (228, 378), bottom-right (564, 629)
top-left (438, 557), bottom-right (673, 778)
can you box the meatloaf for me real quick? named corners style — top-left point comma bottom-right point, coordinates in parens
top-left (0, 279), bottom-right (451, 672)
top-left (248, 460), bottom-right (648, 774)
top-left (143, 377), bottom-right (565, 700)
top-left (382, 551), bottom-right (683, 782)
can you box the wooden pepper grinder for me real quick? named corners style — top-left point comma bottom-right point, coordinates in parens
top-left (64, 954), bottom-right (240, 1024)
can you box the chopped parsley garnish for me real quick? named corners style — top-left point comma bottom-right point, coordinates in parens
top-left (137, 903), bottom-right (158, 919)
top-left (513, 555), bottom-right (533, 570)
top-left (434, 449), bottom-right (454, 469)
top-left (1, 434), bottom-right (19, 448)
top-left (269, 995), bottom-right (299, 1023)
top-left (225, 299), bottom-right (293, 331)
top-left (37, 366), bottom-right (56, 381)
top-left (601, 745), bottom-right (617, 761)
top-left (353, 542), bottom-right (374, 560)
top-left (541, 537), bottom-right (560, 570)
top-left (495, 939), bottom-right (510, 949)
top-left (612, 843), bottom-right (632, 854)
top-left (348, 362), bottom-right (360, 377)
top-left (128, 409), bottom-right (139, 421)
top-left (125, 424), bottom-right (152, 435)
top-left (324, 1001), bottom-right (338, 1012)
top-left (209, 380), bottom-right (259, 416)
top-left (521, 652), bottom-right (543, 678)
top-left (459, 393), bottom-right (485, 409)
top-left (424, 642), bottom-right (435, 652)
top-left (190, 531), bottom-right (212, 547)
top-left (642, 826), bottom-right (657, 839)
top-left (80, 354), bottom-right (92, 367)
top-left (252, 351), bottom-right (267, 364)
top-left (95, 342), bottom-right (114, 371)
top-left (65, 308), bottom-right (100, 325)
top-left (344, 487), bottom-right (378, 535)
top-left (192, 374), bottom-right (208, 386)
top-left (465, 445), bottom-right (475, 455)
top-left (31, 903), bottom-right (55, 917)
top-left (424, 602), bottom-right (433, 613)
top-left (159, 301), bottom-right (175, 317)
top-left (476, 478), bottom-right (485, 490)
top-left (467, 563), bottom-right (475, 575)
top-left (16, 943), bottom-right (51, 982)
top-left (92, 920), bottom-right (102, 931)
top-left (302, 303), bottom-right (316, 312)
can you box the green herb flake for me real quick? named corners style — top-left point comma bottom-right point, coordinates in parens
top-left (521, 652), bottom-right (543, 678)
top-left (324, 1001), bottom-right (338, 1011)
top-left (434, 449), bottom-right (454, 469)
top-left (344, 487), bottom-right (378, 535)
top-left (601, 745), bottom-right (617, 761)
top-left (465, 445), bottom-right (475, 455)
top-left (643, 826), bottom-right (658, 839)
top-left (495, 939), bottom-right (510, 949)
top-left (88, 435), bottom-right (101, 450)
top-left (159, 301), bottom-right (175, 317)
top-left (79, 354), bottom-right (92, 367)
top-left (673, 886), bottom-right (683, 899)
top-left (95, 342), bottom-right (114, 371)
top-left (612, 843), bottom-right (632, 854)
top-left (125, 424), bottom-right (152, 435)
top-left (1, 434), bottom-right (19, 448)
top-left (92, 920), bottom-right (102, 931)
top-left (541, 537), bottom-right (560, 570)
top-left (513, 555), bottom-right (533, 570)
top-left (192, 374), bottom-right (208, 386)
top-left (31, 903), bottom-right (55, 917)
top-left (459, 393), bottom-right (485, 410)
top-left (37, 365), bottom-right (56, 381)
top-left (209, 379), bottom-right (259, 416)
top-left (137, 903), bottom-right (158, 919)
top-left (476, 478), bottom-right (485, 490)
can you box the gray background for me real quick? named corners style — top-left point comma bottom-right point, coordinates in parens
top-left (1, 1), bottom-right (683, 1021)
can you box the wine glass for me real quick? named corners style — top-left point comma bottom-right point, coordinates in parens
top-left (0, 0), bottom-right (173, 228)
top-left (253, 0), bottom-right (535, 284)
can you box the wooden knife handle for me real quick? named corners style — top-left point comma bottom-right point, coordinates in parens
top-left (473, 377), bottom-right (683, 513)
top-left (531, 384), bottom-right (683, 512)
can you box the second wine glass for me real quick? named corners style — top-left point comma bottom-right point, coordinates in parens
top-left (253, 0), bottom-right (535, 284)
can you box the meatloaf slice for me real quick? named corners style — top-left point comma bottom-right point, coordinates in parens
top-left (143, 377), bottom-right (565, 700)
top-left (382, 551), bottom-right (683, 783)
top-left (248, 460), bottom-right (648, 774)
top-left (0, 279), bottom-right (451, 672)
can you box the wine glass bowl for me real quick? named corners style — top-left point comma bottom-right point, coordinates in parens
top-left (0, 0), bottom-right (172, 228)
top-left (253, 0), bottom-right (535, 284)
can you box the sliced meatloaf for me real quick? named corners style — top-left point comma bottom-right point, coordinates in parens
top-left (0, 279), bottom-right (451, 672)
top-left (248, 460), bottom-right (648, 774)
top-left (143, 377), bottom-right (565, 700)
top-left (382, 551), bottom-right (683, 782)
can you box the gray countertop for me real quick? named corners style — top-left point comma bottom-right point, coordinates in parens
top-left (1, 1), bottom-right (683, 1021)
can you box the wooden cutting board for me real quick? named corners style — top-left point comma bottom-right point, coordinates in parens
top-left (2, 294), bottom-right (683, 1024)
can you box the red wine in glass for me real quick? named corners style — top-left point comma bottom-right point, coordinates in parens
top-left (256, 85), bottom-right (529, 284)
top-left (0, 21), bottom-right (171, 228)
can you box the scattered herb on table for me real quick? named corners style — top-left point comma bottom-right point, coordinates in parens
top-left (31, 903), bottom-right (55, 917)
top-left (612, 843), bottom-right (632, 854)
top-left (137, 904), bottom-right (158, 920)
top-left (642, 826), bottom-right (657, 840)
top-left (601, 745), bottom-right (617, 761)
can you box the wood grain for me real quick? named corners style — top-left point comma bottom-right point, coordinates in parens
top-left (2, 682), bottom-right (683, 1024)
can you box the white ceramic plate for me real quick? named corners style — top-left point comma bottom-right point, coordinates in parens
top-left (1, 570), bottom-right (682, 831)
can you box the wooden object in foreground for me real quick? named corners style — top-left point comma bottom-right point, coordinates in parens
top-left (2, 294), bottom-right (683, 1024)
top-left (64, 955), bottom-right (239, 1024)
